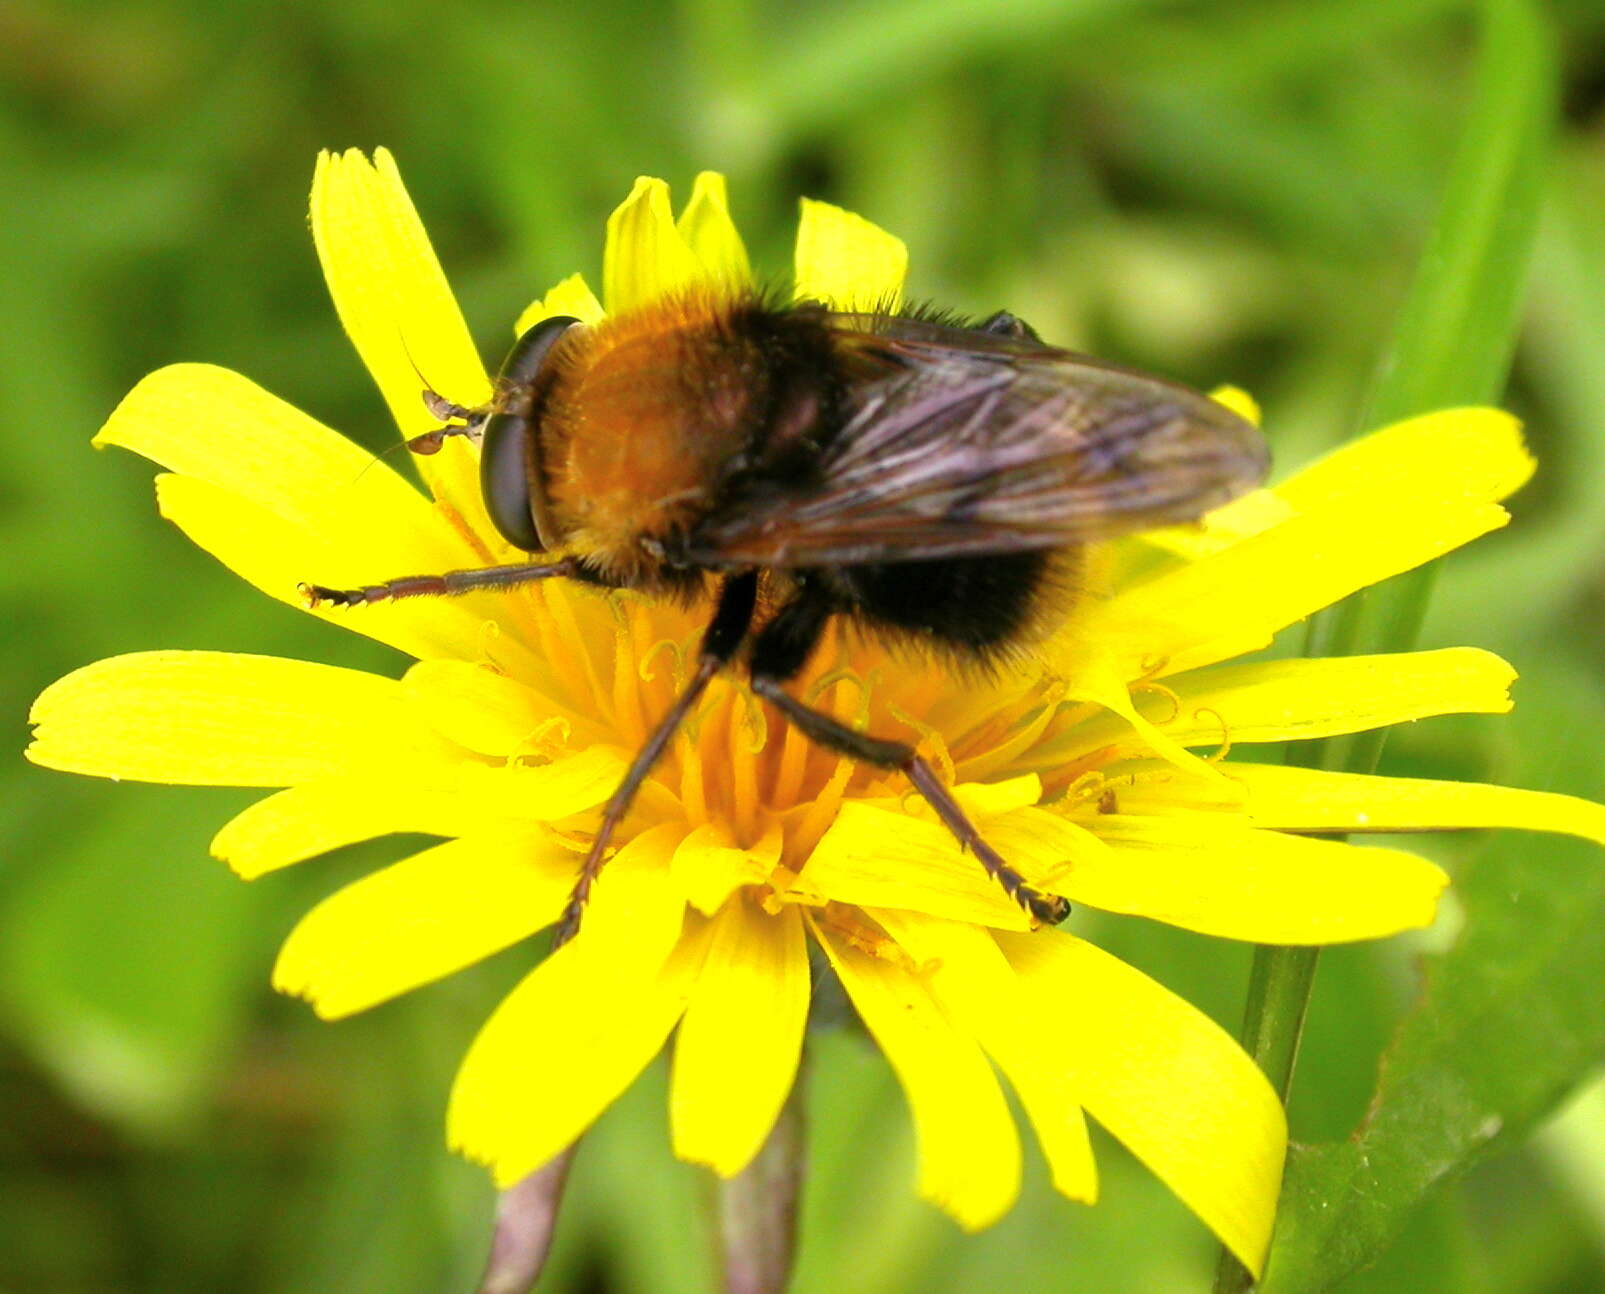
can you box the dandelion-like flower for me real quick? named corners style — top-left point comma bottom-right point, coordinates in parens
top-left (26, 149), bottom-right (1605, 1279)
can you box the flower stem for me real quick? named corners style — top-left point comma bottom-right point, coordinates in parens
top-left (1212, 4), bottom-right (1550, 1284)
top-left (1213, 946), bottom-right (1320, 1293)
top-left (715, 1078), bottom-right (806, 1294)
top-left (476, 1147), bottom-right (578, 1294)
top-left (1237, 946), bottom-right (1322, 1102)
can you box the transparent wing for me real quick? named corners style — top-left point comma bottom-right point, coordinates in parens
top-left (686, 314), bottom-right (1270, 568)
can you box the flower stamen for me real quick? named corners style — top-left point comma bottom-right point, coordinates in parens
top-left (806, 665), bottom-right (868, 709)
top-left (1130, 679), bottom-right (1183, 725)
top-left (638, 637), bottom-right (685, 687)
top-left (610, 618), bottom-right (649, 745)
top-left (530, 585), bottom-right (609, 718)
top-left (1194, 706), bottom-right (1234, 763)
top-left (512, 715), bottom-right (574, 762)
top-left (1061, 768), bottom-right (1110, 809)
top-left (1035, 694), bottom-right (1105, 754)
top-left (888, 701), bottom-right (955, 785)
top-left (1137, 652), bottom-right (1172, 680)
top-left (814, 904), bottom-right (916, 969)
top-left (727, 692), bottom-right (766, 840)
top-left (736, 687), bottom-right (770, 757)
top-left (434, 497), bottom-right (500, 566)
top-left (789, 748), bottom-right (857, 861)
top-left (474, 620), bottom-right (509, 672)
top-left (766, 711), bottom-right (813, 810)
top-left (954, 678), bottom-right (1069, 778)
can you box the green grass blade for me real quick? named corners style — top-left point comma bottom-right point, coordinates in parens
top-left (1359, 4), bottom-right (1553, 427)
top-left (1298, 0), bottom-right (1554, 754)
top-left (1256, 2), bottom-right (1562, 1289)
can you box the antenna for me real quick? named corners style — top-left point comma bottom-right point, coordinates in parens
top-left (345, 330), bottom-right (490, 484)
top-left (394, 327), bottom-right (488, 454)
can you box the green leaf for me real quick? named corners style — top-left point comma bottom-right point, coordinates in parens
top-left (1432, 155), bottom-right (1605, 649)
top-left (1247, 2), bottom-right (1566, 1288)
top-left (1358, 5), bottom-right (1554, 427)
top-left (1265, 653), bottom-right (1605, 1291)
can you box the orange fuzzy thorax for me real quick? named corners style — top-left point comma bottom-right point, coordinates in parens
top-left (542, 293), bottom-right (766, 583)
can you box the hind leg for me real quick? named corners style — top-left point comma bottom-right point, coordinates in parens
top-left (747, 587), bottom-right (1069, 926)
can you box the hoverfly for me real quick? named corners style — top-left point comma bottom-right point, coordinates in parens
top-left (303, 291), bottom-right (1269, 941)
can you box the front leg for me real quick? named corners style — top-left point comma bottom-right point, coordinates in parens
top-left (552, 570), bottom-right (761, 946)
top-left (300, 557), bottom-right (604, 607)
top-left (747, 589), bottom-right (1070, 926)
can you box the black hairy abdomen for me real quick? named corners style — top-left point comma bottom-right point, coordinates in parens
top-left (829, 550), bottom-right (1051, 653)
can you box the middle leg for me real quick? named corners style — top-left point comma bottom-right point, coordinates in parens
top-left (747, 588), bottom-right (1070, 926)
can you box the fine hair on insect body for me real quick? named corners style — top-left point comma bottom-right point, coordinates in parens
top-left (302, 287), bottom-right (1269, 944)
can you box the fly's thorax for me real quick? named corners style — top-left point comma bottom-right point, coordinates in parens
top-left (539, 292), bottom-right (843, 584)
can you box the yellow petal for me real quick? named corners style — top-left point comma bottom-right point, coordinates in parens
top-left (95, 364), bottom-right (449, 542)
top-left (671, 897), bottom-right (807, 1176)
top-left (1207, 386), bottom-right (1261, 426)
top-left (564, 822), bottom-right (689, 962)
top-left (804, 802), bottom-right (1030, 930)
top-left (309, 148), bottom-right (490, 522)
top-left (27, 650), bottom-right (458, 786)
top-left (1141, 489), bottom-right (1295, 562)
top-left (1229, 762), bottom-right (1605, 843)
top-left (98, 362), bottom-right (500, 645)
top-left (273, 831), bottom-right (574, 1018)
top-left (998, 930), bottom-right (1285, 1277)
top-left (983, 807), bottom-right (1111, 885)
top-left (810, 916), bottom-right (1021, 1230)
top-left (671, 823), bottom-right (781, 916)
top-left (449, 832), bottom-right (703, 1186)
top-left (1071, 816), bottom-right (1448, 943)
top-left (1069, 652), bottom-right (1230, 781)
top-left (1164, 647), bottom-right (1515, 743)
top-left (1277, 407), bottom-right (1533, 511)
top-left (214, 781), bottom-right (478, 878)
top-left (1034, 648), bottom-right (1517, 767)
top-left (801, 791), bottom-right (1094, 925)
top-left (453, 923), bottom-right (711, 1186)
top-left (512, 272), bottom-right (606, 337)
top-left (873, 910), bottom-right (1098, 1203)
top-left (603, 177), bottom-right (703, 315)
top-left (154, 472), bottom-right (541, 672)
top-left (1138, 409), bottom-right (1526, 571)
top-left (793, 198), bottom-right (908, 310)
top-left (676, 171), bottom-right (752, 289)
top-left (210, 750), bottom-right (627, 878)
top-left (1079, 501), bottom-right (1512, 677)
top-left (402, 659), bottom-right (588, 755)
top-left (1061, 759), bottom-right (1249, 818)
top-left (953, 774), bottom-right (1044, 817)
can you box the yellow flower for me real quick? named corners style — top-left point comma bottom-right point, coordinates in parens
top-left (25, 149), bottom-right (1605, 1279)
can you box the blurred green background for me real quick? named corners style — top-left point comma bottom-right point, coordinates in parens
top-left (5, 1), bottom-right (1605, 1291)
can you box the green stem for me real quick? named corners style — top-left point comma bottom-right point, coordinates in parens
top-left (1212, 3), bottom-right (1550, 1285)
top-left (1213, 947), bottom-right (1321, 1293)
top-left (1237, 947), bottom-right (1322, 1101)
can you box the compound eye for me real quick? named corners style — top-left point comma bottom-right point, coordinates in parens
top-left (477, 315), bottom-right (581, 552)
top-left (479, 411), bottom-right (543, 551)
top-left (498, 314), bottom-right (581, 387)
